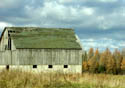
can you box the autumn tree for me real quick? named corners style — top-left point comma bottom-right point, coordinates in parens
top-left (94, 48), bottom-right (100, 62)
top-left (88, 48), bottom-right (94, 59)
top-left (121, 57), bottom-right (125, 74)
top-left (113, 49), bottom-right (122, 74)
top-left (102, 48), bottom-right (116, 74)
top-left (98, 48), bottom-right (111, 73)
top-left (104, 48), bottom-right (112, 56)
top-left (82, 61), bottom-right (89, 72)
top-left (106, 54), bottom-right (116, 74)
top-left (83, 48), bottom-right (123, 74)
top-left (88, 49), bottom-right (99, 73)
top-left (121, 48), bottom-right (125, 56)
top-left (82, 51), bottom-right (89, 71)
top-left (98, 52), bottom-right (106, 73)
top-left (88, 56), bottom-right (98, 73)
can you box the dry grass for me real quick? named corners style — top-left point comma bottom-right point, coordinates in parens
top-left (0, 69), bottom-right (124, 88)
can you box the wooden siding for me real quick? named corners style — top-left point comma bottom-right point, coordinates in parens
top-left (0, 49), bottom-right (82, 65)
top-left (0, 50), bottom-right (11, 65)
top-left (0, 29), bottom-right (8, 51)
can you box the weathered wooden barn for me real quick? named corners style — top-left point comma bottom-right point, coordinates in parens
top-left (0, 27), bottom-right (83, 73)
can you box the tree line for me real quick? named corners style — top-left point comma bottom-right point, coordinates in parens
top-left (82, 48), bottom-right (125, 74)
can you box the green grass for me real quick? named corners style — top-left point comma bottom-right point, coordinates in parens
top-left (0, 69), bottom-right (124, 88)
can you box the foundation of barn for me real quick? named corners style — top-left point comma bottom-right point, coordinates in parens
top-left (0, 65), bottom-right (82, 73)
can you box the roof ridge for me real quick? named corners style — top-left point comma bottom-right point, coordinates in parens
top-left (6, 27), bottom-right (74, 30)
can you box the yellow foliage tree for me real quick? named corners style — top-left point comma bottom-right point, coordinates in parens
top-left (121, 57), bottom-right (125, 71)
top-left (99, 48), bottom-right (112, 73)
top-left (121, 57), bottom-right (125, 74)
top-left (82, 61), bottom-right (89, 71)
top-left (106, 55), bottom-right (116, 74)
top-left (113, 49), bottom-right (122, 74)
top-left (88, 48), bottom-right (94, 59)
top-left (95, 48), bottom-right (100, 62)
top-left (98, 52), bottom-right (106, 73)
top-left (88, 56), bottom-right (98, 73)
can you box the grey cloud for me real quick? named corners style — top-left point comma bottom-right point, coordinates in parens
top-left (76, 27), bottom-right (125, 41)
top-left (0, 0), bottom-right (124, 30)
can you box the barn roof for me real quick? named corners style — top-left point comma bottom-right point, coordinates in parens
top-left (5, 27), bottom-right (82, 49)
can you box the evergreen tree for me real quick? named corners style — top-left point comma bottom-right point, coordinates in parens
top-left (82, 51), bottom-right (88, 72)
top-left (83, 51), bottom-right (88, 61)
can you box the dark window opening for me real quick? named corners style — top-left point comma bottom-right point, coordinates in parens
top-left (6, 65), bottom-right (9, 70)
top-left (8, 33), bottom-right (10, 37)
top-left (8, 30), bottom-right (16, 33)
top-left (33, 65), bottom-right (37, 68)
top-left (48, 65), bottom-right (53, 68)
top-left (8, 38), bottom-right (11, 50)
top-left (13, 31), bottom-right (16, 33)
top-left (8, 30), bottom-right (12, 33)
top-left (64, 65), bottom-right (68, 68)
top-left (8, 31), bottom-right (11, 50)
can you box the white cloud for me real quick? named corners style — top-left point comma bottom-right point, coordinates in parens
top-left (24, 0), bottom-right (124, 30)
top-left (98, 0), bottom-right (118, 2)
top-left (81, 7), bottom-right (94, 16)
top-left (96, 6), bottom-right (125, 30)
top-left (24, 1), bottom-right (96, 28)
top-left (58, 0), bottom-right (118, 4)
top-left (0, 22), bottom-right (13, 31)
top-left (81, 39), bottom-right (95, 42)
top-left (81, 38), bottom-right (124, 51)
top-left (119, 43), bottom-right (125, 47)
top-left (58, 0), bottom-right (73, 3)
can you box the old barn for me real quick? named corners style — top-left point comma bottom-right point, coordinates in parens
top-left (0, 27), bottom-right (83, 73)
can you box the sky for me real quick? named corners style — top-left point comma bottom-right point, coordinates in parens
top-left (0, 0), bottom-right (125, 52)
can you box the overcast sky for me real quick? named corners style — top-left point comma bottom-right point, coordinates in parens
top-left (0, 0), bottom-right (125, 51)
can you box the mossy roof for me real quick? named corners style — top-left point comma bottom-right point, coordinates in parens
top-left (6, 27), bottom-right (81, 49)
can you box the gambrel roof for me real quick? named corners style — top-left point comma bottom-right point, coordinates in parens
top-left (1, 27), bottom-right (82, 49)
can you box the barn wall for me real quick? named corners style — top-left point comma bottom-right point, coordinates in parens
top-left (11, 39), bottom-right (16, 50)
top-left (0, 49), bottom-right (82, 73)
top-left (0, 49), bottom-right (82, 65)
top-left (0, 50), bottom-right (11, 65)
top-left (14, 49), bottom-right (82, 65)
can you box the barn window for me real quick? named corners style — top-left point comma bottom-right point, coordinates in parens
top-left (6, 65), bottom-right (9, 70)
top-left (33, 65), bottom-right (37, 68)
top-left (64, 65), bottom-right (68, 68)
top-left (8, 30), bottom-right (12, 33)
top-left (8, 30), bottom-right (16, 33)
top-left (48, 65), bottom-right (53, 68)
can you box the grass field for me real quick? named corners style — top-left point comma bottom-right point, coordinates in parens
top-left (0, 69), bottom-right (124, 88)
